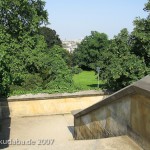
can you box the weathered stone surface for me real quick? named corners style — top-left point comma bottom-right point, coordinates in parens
top-left (5, 90), bottom-right (108, 102)
top-left (0, 94), bottom-right (106, 118)
top-left (74, 96), bottom-right (131, 139)
top-left (74, 75), bottom-right (150, 150)
top-left (2, 115), bottom-right (142, 150)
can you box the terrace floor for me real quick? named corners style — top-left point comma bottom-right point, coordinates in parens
top-left (0, 114), bottom-right (142, 150)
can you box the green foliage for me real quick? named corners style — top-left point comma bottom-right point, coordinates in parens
top-left (71, 66), bottom-right (83, 74)
top-left (97, 29), bottom-right (149, 91)
top-left (43, 54), bottom-right (73, 90)
top-left (21, 74), bottom-right (43, 90)
top-left (50, 45), bottom-right (72, 67)
top-left (0, 29), bottom-right (23, 96)
top-left (144, 0), bottom-right (150, 14)
top-left (0, 0), bottom-right (49, 96)
top-left (10, 74), bottom-right (43, 92)
top-left (39, 26), bottom-right (62, 48)
top-left (72, 0), bottom-right (150, 91)
top-left (99, 1), bottom-right (150, 90)
top-left (0, 0), bottom-right (48, 37)
top-left (73, 31), bottom-right (109, 70)
top-left (1, 0), bottom-right (150, 96)
top-left (73, 27), bottom-right (149, 91)
top-left (130, 0), bottom-right (150, 67)
top-left (0, 0), bottom-right (73, 96)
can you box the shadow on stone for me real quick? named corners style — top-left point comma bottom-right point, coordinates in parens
top-left (68, 126), bottom-right (74, 137)
top-left (0, 97), bottom-right (11, 149)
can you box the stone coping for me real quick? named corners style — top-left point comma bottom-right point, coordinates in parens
top-left (0, 90), bottom-right (109, 102)
top-left (74, 75), bottom-right (150, 118)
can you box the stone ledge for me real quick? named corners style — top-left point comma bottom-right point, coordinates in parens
top-left (0, 90), bottom-right (109, 102)
top-left (74, 75), bottom-right (150, 118)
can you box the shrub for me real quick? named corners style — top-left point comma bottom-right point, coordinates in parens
top-left (72, 66), bottom-right (82, 74)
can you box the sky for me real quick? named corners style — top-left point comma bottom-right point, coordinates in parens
top-left (44, 0), bottom-right (148, 40)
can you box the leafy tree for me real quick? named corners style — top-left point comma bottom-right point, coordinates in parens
top-left (0, 27), bottom-right (48, 96)
top-left (73, 31), bottom-right (109, 70)
top-left (50, 45), bottom-right (72, 67)
top-left (0, 0), bottom-right (73, 96)
top-left (130, 0), bottom-right (150, 67)
top-left (98, 29), bottom-right (149, 91)
top-left (0, 0), bottom-right (48, 38)
top-left (0, 28), bottom-right (26, 96)
top-left (37, 45), bottom-right (73, 90)
top-left (39, 26), bottom-right (62, 48)
top-left (44, 54), bottom-right (73, 91)
top-left (97, 1), bottom-right (150, 90)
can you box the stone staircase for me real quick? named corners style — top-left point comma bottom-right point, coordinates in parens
top-left (73, 76), bottom-right (150, 149)
top-left (0, 114), bottom-right (142, 150)
top-left (2, 75), bottom-right (150, 150)
top-left (7, 136), bottom-right (142, 150)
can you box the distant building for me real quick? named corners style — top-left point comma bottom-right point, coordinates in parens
top-left (62, 40), bottom-right (81, 53)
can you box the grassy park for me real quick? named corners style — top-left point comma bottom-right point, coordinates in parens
top-left (0, 0), bottom-right (149, 97)
top-left (73, 71), bottom-right (103, 90)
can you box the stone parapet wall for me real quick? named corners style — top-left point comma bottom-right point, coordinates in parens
top-left (74, 95), bottom-right (131, 139)
top-left (74, 94), bottom-right (150, 149)
top-left (0, 90), bottom-right (108, 118)
top-left (73, 75), bottom-right (150, 150)
top-left (8, 95), bottom-right (105, 117)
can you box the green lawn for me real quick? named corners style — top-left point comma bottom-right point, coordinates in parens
top-left (73, 71), bottom-right (104, 90)
top-left (11, 71), bottom-right (103, 96)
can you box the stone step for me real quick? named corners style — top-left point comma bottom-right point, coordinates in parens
top-left (5, 136), bottom-right (142, 150)
top-left (1, 115), bottom-right (142, 150)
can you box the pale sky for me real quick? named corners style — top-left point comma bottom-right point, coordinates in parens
top-left (44, 0), bottom-right (148, 40)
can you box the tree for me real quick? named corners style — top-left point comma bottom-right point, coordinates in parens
top-left (0, 0), bottom-right (49, 96)
top-left (73, 31), bottom-right (109, 70)
top-left (37, 45), bottom-right (73, 90)
top-left (98, 28), bottom-right (149, 91)
top-left (97, 1), bottom-right (150, 91)
top-left (130, 0), bottom-right (150, 67)
top-left (43, 54), bottom-right (73, 91)
top-left (0, 0), bottom-right (48, 37)
top-left (0, 0), bottom-right (73, 96)
top-left (50, 45), bottom-right (72, 67)
top-left (39, 26), bottom-right (62, 48)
